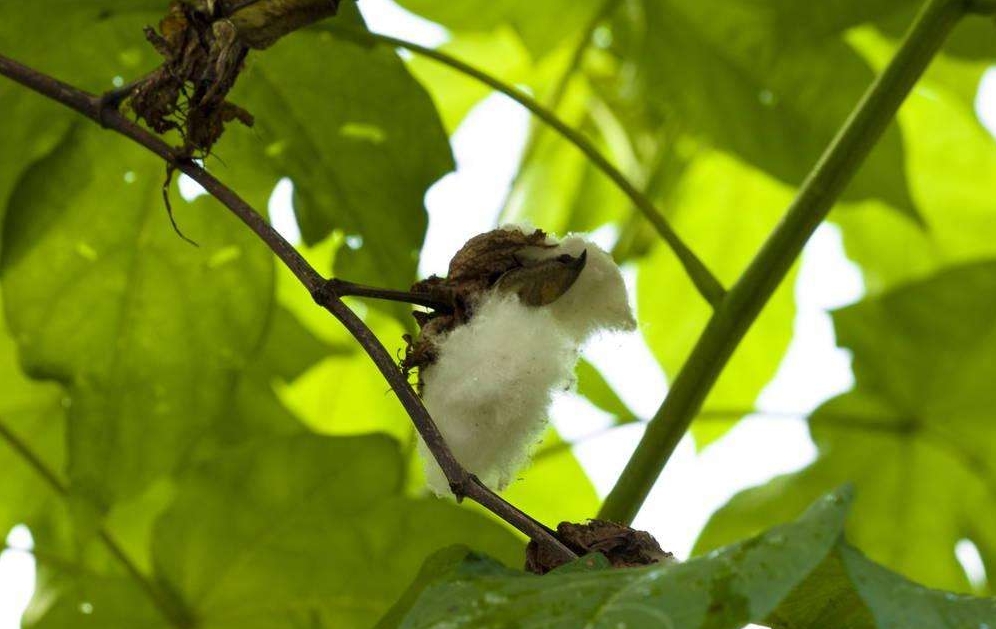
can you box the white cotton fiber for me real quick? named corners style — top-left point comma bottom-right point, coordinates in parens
top-left (417, 227), bottom-right (636, 495)
top-left (419, 293), bottom-right (576, 494)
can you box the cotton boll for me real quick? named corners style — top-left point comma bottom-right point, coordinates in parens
top-left (518, 233), bottom-right (636, 342)
top-left (412, 225), bottom-right (636, 495)
top-left (418, 292), bottom-right (576, 494)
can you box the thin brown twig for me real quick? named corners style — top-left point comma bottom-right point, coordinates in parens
top-left (0, 53), bottom-right (576, 564)
top-left (328, 278), bottom-right (453, 311)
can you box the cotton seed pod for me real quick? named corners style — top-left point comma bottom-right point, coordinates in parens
top-left (413, 226), bottom-right (636, 495)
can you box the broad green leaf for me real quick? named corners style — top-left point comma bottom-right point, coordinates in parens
top-left (691, 0), bottom-right (991, 61)
top-left (234, 9), bottom-right (454, 290)
top-left (1, 0), bottom-right (451, 299)
top-left (248, 305), bottom-right (337, 383)
top-left (835, 30), bottom-right (996, 294)
top-left (276, 303), bottom-right (414, 442)
top-left (837, 544), bottom-right (996, 627)
top-left (195, 304), bottom-right (332, 454)
top-left (18, 302), bottom-right (335, 624)
top-left (770, 542), bottom-right (996, 629)
top-left (28, 576), bottom-right (168, 629)
top-left (621, 0), bottom-right (917, 219)
top-left (501, 427), bottom-right (601, 528)
top-left (407, 27), bottom-right (533, 133)
top-left (171, 300), bottom-right (335, 562)
top-left (0, 2), bottom-right (163, 95)
top-left (638, 152), bottom-right (797, 446)
top-left (695, 262), bottom-right (996, 594)
top-left (394, 0), bottom-right (603, 59)
top-left (0, 292), bottom-right (65, 537)
top-left (375, 545), bottom-right (485, 629)
top-left (388, 488), bottom-right (851, 629)
top-left (25, 434), bottom-right (525, 629)
top-left (1, 124), bottom-right (274, 509)
top-left (152, 433), bottom-right (524, 629)
top-left (0, 0), bottom-right (161, 360)
top-left (0, 96), bottom-right (72, 226)
top-left (875, 7), bottom-right (996, 61)
top-left (0, 2), bottom-right (161, 211)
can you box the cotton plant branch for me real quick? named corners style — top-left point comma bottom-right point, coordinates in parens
top-left (0, 54), bottom-right (577, 565)
top-left (328, 25), bottom-right (727, 309)
top-left (598, 0), bottom-right (979, 524)
top-left (326, 278), bottom-right (454, 311)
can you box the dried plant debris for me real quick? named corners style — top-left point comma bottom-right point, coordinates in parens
top-left (526, 520), bottom-right (676, 575)
top-left (121, 0), bottom-right (339, 157)
top-left (410, 225), bottom-right (636, 494)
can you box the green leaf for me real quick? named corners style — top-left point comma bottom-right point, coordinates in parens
top-left (388, 488), bottom-right (852, 629)
top-left (501, 427), bottom-right (602, 527)
top-left (620, 0), bottom-right (917, 219)
top-left (197, 304), bottom-right (333, 452)
top-left (770, 542), bottom-right (996, 629)
top-left (230, 5), bottom-right (453, 291)
top-left (0, 2), bottom-right (162, 214)
top-left (25, 434), bottom-right (525, 629)
top-left (406, 28), bottom-right (533, 133)
top-left (375, 545), bottom-right (488, 629)
top-left (0, 124), bottom-right (274, 509)
top-left (638, 152), bottom-right (797, 446)
top-left (695, 261), bottom-right (996, 594)
top-left (835, 29), bottom-right (996, 294)
top-left (0, 295), bottom-right (65, 537)
top-left (875, 7), bottom-right (996, 61)
top-left (394, 0), bottom-right (604, 59)
top-left (0, 3), bottom-right (163, 91)
top-left (277, 306), bottom-right (413, 441)
top-left (152, 433), bottom-right (524, 629)
top-left (2, 0), bottom-right (451, 300)
top-left (28, 576), bottom-right (169, 629)
top-left (0, 95), bottom-right (72, 225)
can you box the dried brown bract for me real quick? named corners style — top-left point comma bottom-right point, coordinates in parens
top-left (447, 227), bottom-right (551, 285)
top-left (124, 0), bottom-right (338, 157)
top-left (402, 227), bottom-right (587, 381)
top-left (525, 520), bottom-right (675, 575)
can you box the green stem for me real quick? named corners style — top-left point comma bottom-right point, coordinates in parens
top-left (0, 418), bottom-right (67, 498)
top-left (0, 418), bottom-right (191, 627)
top-left (330, 25), bottom-right (726, 308)
top-left (597, 0), bottom-right (967, 524)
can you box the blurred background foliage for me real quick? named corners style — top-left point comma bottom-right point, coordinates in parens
top-left (0, 0), bottom-right (994, 627)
